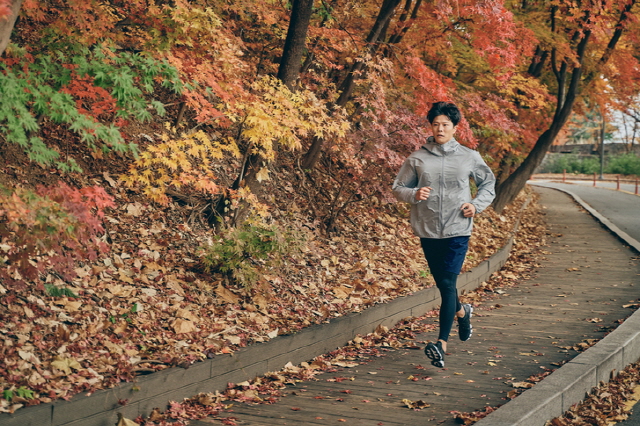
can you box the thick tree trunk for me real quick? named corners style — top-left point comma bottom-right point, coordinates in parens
top-left (493, 0), bottom-right (636, 213)
top-left (493, 61), bottom-right (582, 213)
top-left (492, 127), bottom-right (557, 213)
top-left (0, 0), bottom-right (23, 56)
top-left (277, 0), bottom-right (314, 90)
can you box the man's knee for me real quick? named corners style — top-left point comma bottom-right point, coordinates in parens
top-left (436, 271), bottom-right (458, 289)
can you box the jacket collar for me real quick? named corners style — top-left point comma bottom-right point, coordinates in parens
top-left (422, 137), bottom-right (460, 156)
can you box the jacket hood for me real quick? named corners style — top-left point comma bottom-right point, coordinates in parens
top-left (422, 137), bottom-right (460, 156)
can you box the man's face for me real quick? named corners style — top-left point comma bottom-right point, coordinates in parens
top-left (431, 115), bottom-right (457, 145)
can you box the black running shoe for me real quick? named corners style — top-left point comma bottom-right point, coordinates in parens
top-left (424, 341), bottom-right (445, 368)
top-left (458, 303), bottom-right (473, 342)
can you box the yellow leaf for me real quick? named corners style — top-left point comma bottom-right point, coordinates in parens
top-left (51, 356), bottom-right (82, 375)
top-left (256, 167), bottom-right (270, 183)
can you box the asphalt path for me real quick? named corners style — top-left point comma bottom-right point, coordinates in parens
top-left (528, 180), bottom-right (640, 245)
top-left (529, 179), bottom-right (640, 426)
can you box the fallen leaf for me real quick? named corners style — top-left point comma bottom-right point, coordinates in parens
top-left (51, 356), bottom-right (82, 376)
top-left (172, 318), bottom-right (197, 334)
top-left (116, 412), bottom-right (139, 426)
top-left (511, 382), bottom-right (534, 389)
top-left (402, 398), bottom-right (430, 409)
top-left (125, 203), bottom-right (144, 217)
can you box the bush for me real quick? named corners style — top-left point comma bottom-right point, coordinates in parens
top-left (0, 182), bottom-right (114, 289)
top-left (541, 153), bottom-right (601, 174)
top-left (0, 44), bottom-right (182, 172)
top-left (540, 153), bottom-right (640, 176)
top-left (200, 221), bottom-right (302, 290)
top-left (606, 153), bottom-right (640, 176)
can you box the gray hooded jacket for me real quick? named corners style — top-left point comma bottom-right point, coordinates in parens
top-left (392, 137), bottom-right (496, 239)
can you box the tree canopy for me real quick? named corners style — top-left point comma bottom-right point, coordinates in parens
top-left (1, 0), bottom-right (638, 214)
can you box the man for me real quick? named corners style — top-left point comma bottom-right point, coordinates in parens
top-left (392, 101), bottom-right (496, 368)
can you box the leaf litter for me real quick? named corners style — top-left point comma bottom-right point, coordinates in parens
top-left (0, 185), bottom-right (538, 423)
top-left (4, 182), bottom-right (626, 425)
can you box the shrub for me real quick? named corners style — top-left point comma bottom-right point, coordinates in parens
top-left (0, 44), bottom-right (182, 172)
top-left (121, 126), bottom-right (240, 205)
top-left (606, 153), bottom-right (640, 176)
top-left (0, 182), bottom-right (114, 289)
top-left (540, 153), bottom-right (640, 175)
top-left (539, 153), bottom-right (598, 174)
top-left (200, 220), bottom-right (302, 290)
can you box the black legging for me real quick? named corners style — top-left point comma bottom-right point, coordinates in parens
top-left (420, 237), bottom-right (469, 342)
top-left (434, 271), bottom-right (462, 342)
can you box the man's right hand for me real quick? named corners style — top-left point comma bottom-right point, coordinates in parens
top-left (415, 186), bottom-right (432, 201)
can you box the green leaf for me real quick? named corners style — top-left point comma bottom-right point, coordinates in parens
top-left (0, 44), bottom-right (183, 173)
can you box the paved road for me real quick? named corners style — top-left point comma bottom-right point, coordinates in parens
top-left (563, 179), bottom-right (638, 194)
top-left (529, 179), bottom-right (640, 245)
top-left (621, 409), bottom-right (640, 426)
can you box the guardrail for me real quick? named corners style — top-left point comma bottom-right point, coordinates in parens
top-left (531, 172), bottom-right (639, 195)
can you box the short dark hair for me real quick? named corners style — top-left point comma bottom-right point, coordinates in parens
top-left (427, 102), bottom-right (461, 126)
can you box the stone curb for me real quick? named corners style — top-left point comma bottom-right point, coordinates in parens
top-left (1, 198), bottom-right (531, 426)
top-left (475, 184), bottom-right (640, 426)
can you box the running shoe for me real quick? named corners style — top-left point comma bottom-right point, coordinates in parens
top-left (458, 303), bottom-right (473, 341)
top-left (424, 341), bottom-right (445, 368)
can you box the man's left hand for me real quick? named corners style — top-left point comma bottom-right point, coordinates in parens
top-left (461, 203), bottom-right (476, 218)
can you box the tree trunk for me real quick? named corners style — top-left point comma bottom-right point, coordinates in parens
top-left (277, 0), bottom-right (314, 90)
top-left (0, 0), bottom-right (24, 56)
top-left (387, 0), bottom-right (422, 46)
top-left (215, 0), bottom-right (315, 224)
top-left (493, 1), bottom-right (636, 213)
top-left (492, 59), bottom-right (584, 212)
top-left (334, 0), bottom-right (401, 108)
top-left (492, 127), bottom-right (557, 212)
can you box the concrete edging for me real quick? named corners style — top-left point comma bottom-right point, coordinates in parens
top-left (475, 184), bottom-right (640, 426)
top-left (1, 237), bottom-right (517, 425)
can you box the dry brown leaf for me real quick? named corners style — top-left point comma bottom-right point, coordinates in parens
top-left (172, 318), bottom-right (197, 334)
top-left (216, 284), bottom-right (240, 304)
top-left (50, 356), bottom-right (82, 376)
top-left (116, 412), bottom-right (139, 426)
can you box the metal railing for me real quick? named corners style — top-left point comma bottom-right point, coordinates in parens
top-left (531, 172), bottom-right (640, 195)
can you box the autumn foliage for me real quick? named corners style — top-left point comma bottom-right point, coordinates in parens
top-left (0, 0), bottom-right (639, 420)
top-left (0, 182), bottom-right (113, 288)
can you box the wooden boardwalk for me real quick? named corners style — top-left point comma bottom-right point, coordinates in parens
top-left (192, 187), bottom-right (640, 425)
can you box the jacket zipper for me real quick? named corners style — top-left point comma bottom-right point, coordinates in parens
top-left (439, 153), bottom-right (445, 237)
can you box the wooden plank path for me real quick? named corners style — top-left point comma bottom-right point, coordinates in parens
top-left (191, 187), bottom-right (640, 425)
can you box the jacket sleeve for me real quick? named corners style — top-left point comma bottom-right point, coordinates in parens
top-left (392, 157), bottom-right (419, 204)
top-left (470, 152), bottom-right (496, 214)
